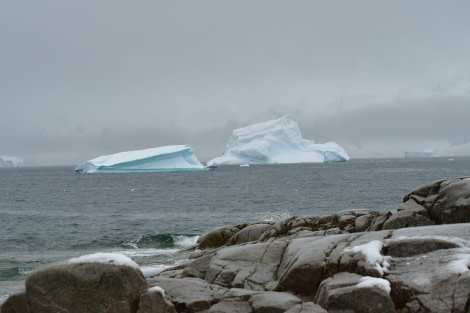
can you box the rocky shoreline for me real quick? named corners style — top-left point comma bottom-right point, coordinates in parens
top-left (2, 177), bottom-right (470, 313)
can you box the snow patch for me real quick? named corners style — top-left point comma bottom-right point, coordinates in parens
top-left (448, 254), bottom-right (470, 274)
top-left (68, 252), bottom-right (139, 269)
top-left (356, 276), bottom-right (391, 294)
top-left (412, 275), bottom-right (431, 286)
top-left (343, 240), bottom-right (391, 276)
top-left (148, 286), bottom-right (166, 297)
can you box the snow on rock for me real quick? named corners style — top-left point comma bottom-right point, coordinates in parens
top-left (148, 286), bottom-right (166, 296)
top-left (356, 276), bottom-right (391, 294)
top-left (0, 156), bottom-right (24, 167)
top-left (68, 252), bottom-right (140, 269)
top-left (448, 252), bottom-right (470, 274)
top-left (206, 115), bottom-right (349, 166)
top-left (75, 145), bottom-right (208, 173)
top-left (343, 240), bottom-right (391, 276)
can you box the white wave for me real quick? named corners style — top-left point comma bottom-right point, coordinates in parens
top-left (253, 211), bottom-right (291, 222)
top-left (140, 264), bottom-right (171, 277)
top-left (117, 248), bottom-right (179, 258)
top-left (173, 235), bottom-right (199, 248)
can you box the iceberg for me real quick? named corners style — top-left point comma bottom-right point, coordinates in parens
top-left (0, 156), bottom-right (24, 167)
top-left (206, 115), bottom-right (349, 166)
top-left (75, 145), bottom-right (209, 173)
top-left (404, 150), bottom-right (437, 158)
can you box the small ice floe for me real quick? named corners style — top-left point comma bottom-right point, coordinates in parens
top-left (240, 164), bottom-right (250, 167)
top-left (356, 276), bottom-right (391, 294)
top-left (343, 240), bottom-right (391, 276)
top-left (68, 252), bottom-right (139, 269)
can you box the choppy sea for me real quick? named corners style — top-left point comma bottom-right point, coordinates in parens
top-left (1, 157), bottom-right (469, 303)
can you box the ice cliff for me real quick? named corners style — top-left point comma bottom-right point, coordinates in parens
top-left (0, 156), bottom-right (24, 167)
top-left (206, 115), bottom-right (349, 166)
top-left (74, 145), bottom-right (208, 173)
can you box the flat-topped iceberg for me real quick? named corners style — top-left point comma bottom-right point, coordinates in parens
top-left (206, 115), bottom-right (349, 166)
top-left (75, 145), bottom-right (208, 173)
top-left (404, 150), bottom-right (437, 158)
top-left (0, 156), bottom-right (24, 167)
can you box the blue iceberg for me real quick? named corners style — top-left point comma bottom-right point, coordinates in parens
top-left (206, 115), bottom-right (349, 166)
top-left (0, 156), bottom-right (24, 167)
top-left (75, 145), bottom-right (209, 173)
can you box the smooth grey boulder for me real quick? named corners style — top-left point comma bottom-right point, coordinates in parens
top-left (228, 223), bottom-right (273, 245)
top-left (249, 291), bottom-right (325, 313)
top-left (276, 231), bottom-right (393, 297)
top-left (137, 287), bottom-right (177, 313)
top-left (25, 261), bottom-right (148, 313)
top-left (382, 198), bottom-right (435, 230)
top-left (315, 272), bottom-right (395, 313)
top-left (429, 178), bottom-right (470, 224)
top-left (148, 277), bottom-right (227, 313)
top-left (0, 292), bottom-right (29, 313)
top-left (197, 225), bottom-right (243, 249)
top-left (191, 240), bottom-right (287, 291)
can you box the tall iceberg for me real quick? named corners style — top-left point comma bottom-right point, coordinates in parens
top-left (206, 115), bottom-right (349, 166)
top-left (75, 145), bottom-right (208, 173)
top-left (0, 156), bottom-right (24, 167)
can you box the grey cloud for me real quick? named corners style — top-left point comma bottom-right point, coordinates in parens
top-left (2, 1), bottom-right (470, 165)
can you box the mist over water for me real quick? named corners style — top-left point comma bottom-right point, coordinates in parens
top-left (1, 157), bottom-right (469, 302)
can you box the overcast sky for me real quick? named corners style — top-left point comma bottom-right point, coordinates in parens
top-left (1, 1), bottom-right (470, 165)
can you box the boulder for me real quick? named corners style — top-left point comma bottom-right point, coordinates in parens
top-left (276, 230), bottom-right (394, 297)
top-left (276, 234), bottom-right (351, 296)
top-left (315, 272), bottom-right (395, 313)
top-left (228, 223), bottom-right (273, 245)
top-left (429, 178), bottom-right (470, 224)
top-left (0, 292), bottom-right (29, 313)
top-left (186, 240), bottom-right (287, 291)
top-left (148, 277), bottom-right (227, 313)
top-left (336, 209), bottom-right (384, 232)
top-left (25, 259), bottom-right (148, 313)
top-left (382, 198), bottom-right (435, 230)
top-left (404, 177), bottom-right (470, 225)
top-left (137, 287), bottom-right (176, 313)
top-left (197, 225), bottom-right (243, 249)
top-left (249, 291), bottom-right (324, 313)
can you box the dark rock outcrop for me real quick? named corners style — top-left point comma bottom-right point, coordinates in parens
top-left (404, 177), bottom-right (470, 224)
top-left (3, 177), bottom-right (470, 313)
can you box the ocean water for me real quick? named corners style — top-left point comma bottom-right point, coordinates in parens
top-left (1, 157), bottom-right (469, 303)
